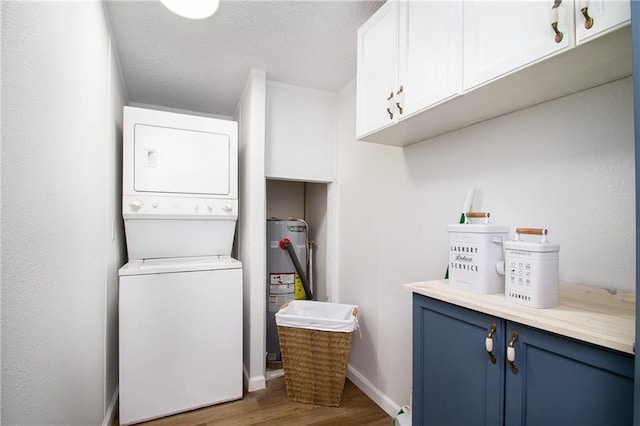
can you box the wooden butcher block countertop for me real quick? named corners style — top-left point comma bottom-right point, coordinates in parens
top-left (405, 280), bottom-right (636, 355)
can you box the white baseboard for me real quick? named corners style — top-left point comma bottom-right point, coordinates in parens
top-left (243, 365), bottom-right (266, 392)
top-left (102, 386), bottom-right (119, 426)
top-left (265, 368), bottom-right (284, 381)
top-left (346, 365), bottom-right (400, 418)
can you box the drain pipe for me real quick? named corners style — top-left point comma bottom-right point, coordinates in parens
top-left (279, 238), bottom-right (313, 300)
top-left (308, 240), bottom-right (314, 298)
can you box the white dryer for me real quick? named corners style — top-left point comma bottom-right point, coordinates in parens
top-left (121, 106), bottom-right (238, 260)
top-left (118, 107), bottom-right (243, 425)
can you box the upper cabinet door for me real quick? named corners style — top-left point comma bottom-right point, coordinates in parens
top-left (463, 0), bottom-right (574, 91)
top-left (356, 1), bottom-right (399, 138)
top-left (575, 0), bottom-right (630, 44)
top-left (265, 82), bottom-right (337, 183)
top-left (397, 1), bottom-right (462, 118)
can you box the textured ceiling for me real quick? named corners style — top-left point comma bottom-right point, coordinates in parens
top-left (104, 0), bottom-right (385, 116)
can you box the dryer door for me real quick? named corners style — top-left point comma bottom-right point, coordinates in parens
top-left (134, 124), bottom-right (230, 196)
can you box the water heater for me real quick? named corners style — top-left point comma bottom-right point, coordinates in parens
top-left (266, 219), bottom-right (307, 362)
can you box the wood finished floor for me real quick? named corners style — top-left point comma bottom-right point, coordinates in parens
top-left (116, 377), bottom-right (392, 426)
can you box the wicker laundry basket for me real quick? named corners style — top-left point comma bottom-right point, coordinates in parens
top-left (276, 301), bottom-right (358, 407)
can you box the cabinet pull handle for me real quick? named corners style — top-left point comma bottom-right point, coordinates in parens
top-left (507, 331), bottom-right (519, 374)
top-left (550, 0), bottom-right (564, 43)
top-left (395, 85), bottom-right (404, 115)
top-left (386, 91), bottom-right (394, 120)
top-left (580, 0), bottom-right (594, 29)
top-left (485, 323), bottom-right (497, 364)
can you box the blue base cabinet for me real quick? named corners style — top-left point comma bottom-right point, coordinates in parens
top-left (413, 293), bottom-right (634, 426)
top-left (504, 323), bottom-right (634, 425)
top-left (413, 294), bottom-right (505, 425)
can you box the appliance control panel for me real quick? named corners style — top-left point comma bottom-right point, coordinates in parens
top-left (123, 195), bottom-right (237, 218)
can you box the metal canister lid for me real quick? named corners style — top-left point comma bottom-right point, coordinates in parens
top-left (504, 240), bottom-right (560, 253)
top-left (504, 227), bottom-right (560, 252)
top-left (448, 223), bottom-right (509, 234)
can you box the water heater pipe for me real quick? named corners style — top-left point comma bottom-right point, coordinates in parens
top-left (308, 240), bottom-right (314, 297)
top-left (279, 238), bottom-right (313, 300)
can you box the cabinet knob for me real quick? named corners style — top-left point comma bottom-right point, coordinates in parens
top-left (395, 85), bottom-right (404, 115)
top-left (485, 323), bottom-right (497, 364)
top-left (507, 331), bottom-right (519, 374)
top-left (550, 0), bottom-right (564, 43)
top-left (386, 91), bottom-right (394, 120)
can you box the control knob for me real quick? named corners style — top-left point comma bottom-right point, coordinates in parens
top-left (129, 199), bottom-right (142, 211)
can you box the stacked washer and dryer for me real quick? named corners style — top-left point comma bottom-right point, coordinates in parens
top-left (118, 107), bottom-right (243, 425)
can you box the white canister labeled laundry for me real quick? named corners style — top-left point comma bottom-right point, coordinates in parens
top-left (503, 228), bottom-right (560, 308)
top-left (448, 212), bottom-right (509, 295)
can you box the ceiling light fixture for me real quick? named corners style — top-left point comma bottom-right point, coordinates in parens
top-left (160, 0), bottom-right (220, 20)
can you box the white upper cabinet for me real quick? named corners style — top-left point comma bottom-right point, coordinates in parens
top-left (355, 0), bottom-right (632, 147)
top-left (398, 1), bottom-right (462, 119)
top-left (356, 1), bottom-right (398, 138)
top-left (356, 1), bottom-right (462, 139)
top-left (265, 82), bottom-right (337, 183)
top-left (463, 0), bottom-right (574, 91)
top-left (574, 0), bottom-right (630, 44)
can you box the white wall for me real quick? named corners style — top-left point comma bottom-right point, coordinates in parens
top-left (305, 183), bottom-right (329, 302)
top-left (266, 180), bottom-right (305, 220)
top-left (235, 70), bottom-right (268, 392)
top-left (1, 2), bottom-right (127, 424)
top-left (336, 77), bottom-right (635, 414)
top-left (105, 14), bottom-right (128, 424)
top-left (127, 102), bottom-right (233, 121)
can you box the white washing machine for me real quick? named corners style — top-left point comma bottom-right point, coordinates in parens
top-left (118, 107), bottom-right (243, 425)
top-left (119, 257), bottom-right (242, 425)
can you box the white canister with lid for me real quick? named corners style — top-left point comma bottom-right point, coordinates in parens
top-left (448, 212), bottom-right (509, 295)
top-left (503, 227), bottom-right (560, 308)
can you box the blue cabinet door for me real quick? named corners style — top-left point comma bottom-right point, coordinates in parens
top-left (504, 323), bottom-right (635, 426)
top-left (413, 294), bottom-right (505, 426)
